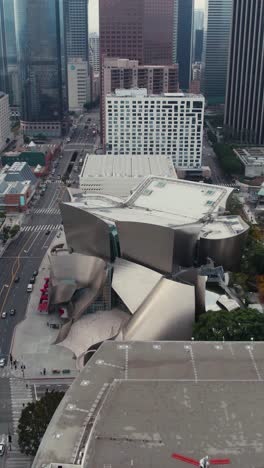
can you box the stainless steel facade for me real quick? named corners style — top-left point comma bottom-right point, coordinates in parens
top-left (203, 0), bottom-right (233, 104)
top-left (116, 221), bottom-right (202, 274)
top-left (116, 279), bottom-right (195, 341)
top-left (60, 203), bottom-right (112, 261)
top-left (224, 0), bottom-right (264, 144)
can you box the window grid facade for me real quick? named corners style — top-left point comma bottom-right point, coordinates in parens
top-left (106, 90), bottom-right (204, 168)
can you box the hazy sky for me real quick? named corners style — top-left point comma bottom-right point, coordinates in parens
top-left (89, 0), bottom-right (205, 34)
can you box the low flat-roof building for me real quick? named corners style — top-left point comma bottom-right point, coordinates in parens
top-left (0, 161), bottom-right (37, 213)
top-left (79, 154), bottom-right (176, 197)
top-left (33, 340), bottom-right (264, 468)
top-left (234, 147), bottom-right (264, 178)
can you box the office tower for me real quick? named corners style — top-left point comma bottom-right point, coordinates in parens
top-left (100, 0), bottom-right (144, 64)
top-left (3, 0), bottom-right (20, 107)
top-left (0, 92), bottom-right (11, 151)
top-left (64, 0), bottom-right (89, 62)
top-left (106, 89), bottom-right (204, 168)
top-left (64, 0), bottom-right (90, 108)
top-left (68, 59), bottom-right (90, 111)
top-left (203, 0), bottom-right (233, 104)
top-left (14, 0), bottom-right (63, 137)
top-left (89, 33), bottom-right (100, 74)
top-left (99, 0), bottom-right (175, 65)
top-left (0, 0), bottom-right (8, 93)
top-left (194, 30), bottom-right (203, 62)
top-left (102, 57), bottom-right (179, 147)
top-left (143, 0), bottom-right (175, 65)
top-left (177, 0), bottom-right (194, 90)
top-left (193, 9), bottom-right (204, 31)
top-left (225, 0), bottom-right (264, 145)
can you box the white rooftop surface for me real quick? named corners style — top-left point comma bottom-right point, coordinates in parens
top-left (66, 177), bottom-right (234, 228)
top-left (201, 216), bottom-right (247, 240)
top-left (80, 154), bottom-right (176, 179)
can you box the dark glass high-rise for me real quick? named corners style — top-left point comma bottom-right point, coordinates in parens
top-left (0, 0), bottom-right (8, 93)
top-left (14, 0), bottom-right (63, 136)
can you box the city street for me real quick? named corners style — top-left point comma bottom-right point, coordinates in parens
top-left (0, 112), bottom-right (98, 468)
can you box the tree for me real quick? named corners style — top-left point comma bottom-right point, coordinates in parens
top-left (18, 390), bottom-right (64, 456)
top-left (193, 309), bottom-right (264, 341)
top-left (213, 143), bottom-right (243, 175)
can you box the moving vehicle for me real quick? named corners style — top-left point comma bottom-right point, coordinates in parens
top-left (1, 311), bottom-right (7, 319)
top-left (0, 443), bottom-right (5, 456)
top-left (0, 358), bottom-right (5, 368)
top-left (27, 284), bottom-right (33, 293)
top-left (45, 230), bottom-right (51, 235)
top-left (9, 308), bottom-right (16, 316)
top-left (14, 276), bottom-right (20, 283)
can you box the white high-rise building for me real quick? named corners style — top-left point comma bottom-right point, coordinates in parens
top-left (67, 60), bottom-right (90, 111)
top-left (106, 89), bottom-right (204, 168)
top-left (0, 92), bottom-right (11, 151)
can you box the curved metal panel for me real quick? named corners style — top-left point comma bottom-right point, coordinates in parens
top-left (174, 267), bottom-right (206, 319)
top-left (112, 258), bottom-right (162, 313)
top-left (116, 279), bottom-right (195, 341)
top-left (116, 221), bottom-right (174, 273)
top-left (172, 223), bottom-right (202, 267)
top-left (50, 283), bottom-right (77, 305)
top-left (116, 222), bottom-right (201, 274)
top-left (60, 203), bottom-right (111, 260)
top-left (199, 228), bottom-right (249, 271)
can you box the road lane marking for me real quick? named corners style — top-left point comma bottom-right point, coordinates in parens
top-left (23, 231), bottom-right (41, 254)
top-left (1, 232), bottom-right (35, 315)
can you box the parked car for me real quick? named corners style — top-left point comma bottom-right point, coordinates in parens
top-left (29, 277), bottom-right (35, 284)
top-left (0, 357), bottom-right (6, 368)
top-left (9, 308), bottom-right (16, 316)
top-left (1, 311), bottom-right (7, 319)
top-left (0, 443), bottom-right (5, 456)
top-left (33, 270), bottom-right (38, 277)
top-left (27, 284), bottom-right (33, 293)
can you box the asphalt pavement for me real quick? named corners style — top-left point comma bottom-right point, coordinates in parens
top-left (0, 378), bottom-right (12, 438)
top-left (0, 112), bottom-right (99, 362)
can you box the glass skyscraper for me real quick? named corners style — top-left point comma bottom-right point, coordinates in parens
top-left (177, 0), bottom-right (194, 90)
top-left (203, 0), bottom-right (233, 105)
top-left (64, 0), bottom-right (89, 62)
top-left (0, 0), bottom-right (8, 93)
top-left (225, 0), bottom-right (264, 144)
top-left (14, 0), bottom-right (63, 136)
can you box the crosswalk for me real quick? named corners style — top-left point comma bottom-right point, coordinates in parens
top-left (0, 379), bottom-right (34, 468)
top-left (10, 378), bottom-right (33, 432)
top-left (32, 208), bottom-right (60, 215)
top-left (21, 224), bottom-right (61, 232)
top-left (5, 436), bottom-right (33, 468)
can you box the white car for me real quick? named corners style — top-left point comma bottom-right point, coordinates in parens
top-left (0, 358), bottom-right (5, 368)
top-left (0, 443), bottom-right (5, 456)
top-left (1, 311), bottom-right (7, 319)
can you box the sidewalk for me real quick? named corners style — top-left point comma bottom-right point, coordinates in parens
top-left (10, 241), bottom-right (78, 380)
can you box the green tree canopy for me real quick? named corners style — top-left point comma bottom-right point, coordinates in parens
top-left (213, 143), bottom-right (243, 175)
top-left (18, 390), bottom-right (64, 456)
top-left (193, 309), bottom-right (264, 341)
